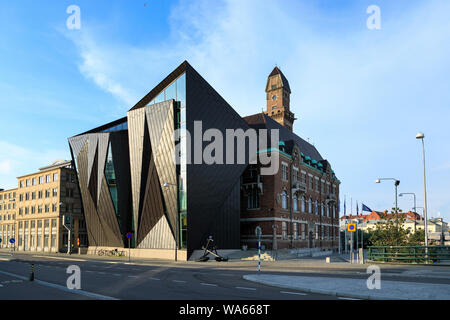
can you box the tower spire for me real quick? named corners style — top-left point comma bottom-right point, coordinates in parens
top-left (265, 66), bottom-right (296, 131)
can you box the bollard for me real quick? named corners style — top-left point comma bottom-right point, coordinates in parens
top-left (29, 264), bottom-right (34, 281)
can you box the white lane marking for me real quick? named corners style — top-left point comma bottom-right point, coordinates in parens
top-left (112, 274), bottom-right (121, 277)
top-left (200, 283), bottom-right (218, 287)
top-left (0, 269), bottom-right (118, 300)
top-left (235, 286), bottom-right (256, 291)
top-left (338, 297), bottom-right (361, 300)
top-left (149, 277), bottom-right (161, 281)
top-left (32, 255), bottom-right (86, 262)
top-left (128, 275), bottom-right (139, 278)
top-left (280, 291), bottom-right (307, 296)
top-left (0, 284), bottom-right (3, 287)
top-left (2, 281), bottom-right (10, 284)
top-left (172, 280), bottom-right (186, 283)
top-left (11, 280), bottom-right (23, 283)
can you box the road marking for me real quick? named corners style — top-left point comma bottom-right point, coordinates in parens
top-left (112, 274), bottom-right (121, 276)
top-left (11, 280), bottom-right (23, 283)
top-left (128, 275), bottom-right (139, 278)
top-left (2, 281), bottom-right (10, 284)
top-left (201, 283), bottom-right (218, 287)
top-left (280, 291), bottom-right (307, 296)
top-left (235, 286), bottom-right (256, 291)
top-left (172, 280), bottom-right (186, 283)
top-left (149, 277), bottom-right (160, 281)
top-left (32, 255), bottom-right (86, 262)
top-left (0, 269), bottom-right (118, 300)
top-left (338, 297), bottom-right (361, 300)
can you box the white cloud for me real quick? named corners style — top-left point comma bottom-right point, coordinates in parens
top-left (0, 141), bottom-right (69, 189)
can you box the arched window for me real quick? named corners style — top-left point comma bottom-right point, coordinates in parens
top-left (281, 191), bottom-right (288, 210)
top-left (321, 203), bottom-right (324, 216)
top-left (315, 201), bottom-right (319, 215)
top-left (327, 205), bottom-right (330, 217)
top-left (293, 195), bottom-right (298, 212)
top-left (301, 196), bottom-right (305, 212)
top-left (308, 198), bottom-right (312, 213)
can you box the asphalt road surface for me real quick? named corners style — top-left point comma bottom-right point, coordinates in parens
top-left (0, 254), bottom-right (339, 300)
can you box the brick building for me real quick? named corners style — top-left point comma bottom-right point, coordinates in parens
top-left (240, 67), bottom-right (340, 251)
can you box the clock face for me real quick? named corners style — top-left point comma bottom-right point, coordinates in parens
top-left (272, 95), bottom-right (277, 101)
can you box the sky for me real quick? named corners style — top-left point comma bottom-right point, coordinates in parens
top-left (0, 0), bottom-right (449, 221)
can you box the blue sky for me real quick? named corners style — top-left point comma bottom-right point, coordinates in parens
top-left (0, 0), bottom-right (449, 221)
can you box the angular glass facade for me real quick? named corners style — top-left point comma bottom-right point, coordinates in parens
top-left (105, 142), bottom-right (121, 232)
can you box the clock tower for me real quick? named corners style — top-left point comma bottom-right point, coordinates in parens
top-left (265, 67), bottom-right (296, 131)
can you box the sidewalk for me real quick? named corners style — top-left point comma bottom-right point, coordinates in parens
top-left (243, 273), bottom-right (450, 300)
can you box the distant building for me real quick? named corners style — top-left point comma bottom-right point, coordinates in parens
top-left (0, 188), bottom-right (17, 248)
top-left (11, 160), bottom-right (85, 252)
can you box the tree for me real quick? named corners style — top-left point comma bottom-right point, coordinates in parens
top-left (407, 229), bottom-right (425, 246)
top-left (369, 215), bottom-right (411, 246)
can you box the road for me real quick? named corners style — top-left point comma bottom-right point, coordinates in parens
top-left (0, 252), bottom-right (448, 300)
top-left (0, 253), bottom-right (338, 300)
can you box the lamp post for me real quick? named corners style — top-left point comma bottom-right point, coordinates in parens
top-left (400, 193), bottom-right (417, 232)
top-left (163, 182), bottom-right (178, 262)
top-left (60, 202), bottom-right (71, 255)
top-left (375, 178), bottom-right (401, 215)
top-left (399, 193), bottom-right (417, 213)
top-left (416, 132), bottom-right (429, 259)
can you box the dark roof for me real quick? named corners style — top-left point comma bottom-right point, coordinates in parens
top-left (129, 61), bottom-right (188, 112)
top-left (269, 67), bottom-right (291, 93)
top-left (243, 113), bottom-right (324, 161)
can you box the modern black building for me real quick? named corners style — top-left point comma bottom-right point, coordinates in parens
top-left (69, 61), bottom-right (251, 259)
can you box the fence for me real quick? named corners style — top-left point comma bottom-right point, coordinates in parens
top-left (367, 245), bottom-right (450, 263)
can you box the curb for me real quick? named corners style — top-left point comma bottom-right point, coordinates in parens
top-left (242, 274), bottom-right (404, 300)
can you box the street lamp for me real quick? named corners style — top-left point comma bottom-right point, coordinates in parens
top-left (416, 132), bottom-right (429, 257)
top-left (163, 182), bottom-right (179, 262)
top-left (375, 178), bottom-right (401, 215)
top-left (400, 193), bottom-right (417, 232)
top-left (60, 202), bottom-right (71, 255)
top-left (399, 193), bottom-right (417, 213)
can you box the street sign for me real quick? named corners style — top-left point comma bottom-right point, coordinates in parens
top-left (347, 223), bottom-right (356, 232)
top-left (126, 232), bottom-right (133, 239)
top-left (63, 215), bottom-right (72, 228)
top-left (9, 238), bottom-right (15, 244)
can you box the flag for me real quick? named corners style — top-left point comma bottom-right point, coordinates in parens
top-left (362, 204), bottom-right (372, 212)
top-left (344, 196), bottom-right (346, 216)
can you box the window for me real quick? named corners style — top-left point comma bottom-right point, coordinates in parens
top-left (52, 188), bottom-right (58, 197)
top-left (321, 203), bottom-right (324, 216)
top-left (31, 206), bottom-right (35, 214)
top-left (20, 181), bottom-right (24, 188)
top-left (45, 205), bottom-right (49, 213)
top-left (32, 192), bottom-right (36, 200)
top-left (25, 193), bottom-right (29, 201)
top-left (281, 163), bottom-right (288, 181)
top-left (32, 178), bottom-right (36, 186)
top-left (39, 176), bottom-right (43, 184)
top-left (308, 198), bottom-right (312, 213)
top-left (38, 191), bottom-right (42, 199)
top-left (46, 175), bottom-right (50, 183)
top-left (66, 189), bottom-right (74, 198)
top-left (292, 195), bottom-right (298, 212)
top-left (282, 222), bottom-right (287, 239)
top-left (309, 176), bottom-right (313, 189)
top-left (247, 188), bottom-right (259, 209)
top-left (293, 223), bottom-right (298, 240)
top-left (53, 173), bottom-right (58, 182)
top-left (327, 205), bottom-right (330, 217)
top-left (315, 201), bottom-right (319, 215)
top-left (26, 179), bottom-right (30, 187)
top-left (25, 207), bottom-right (29, 215)
top-left (281, 191), bottom-right (288, 210)
top-left (52, 204), bottom-right (57, 212)
top-left (45, 189), bottom-right (50, 198)
top-left (315, 178), bottom-right (319, 192)
top-left (38, 205), bottom-right (42, 214)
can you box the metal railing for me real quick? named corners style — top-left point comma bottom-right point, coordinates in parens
top-left (367, 245), bottom-right (450, 263)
